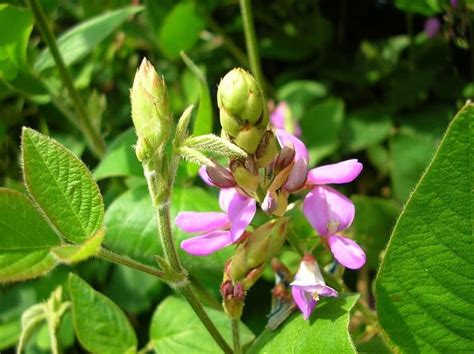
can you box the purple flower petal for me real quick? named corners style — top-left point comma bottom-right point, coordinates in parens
top-left (307, 159), bottom-right (363, 185)
top-left (291, 286), bottom-right (317, 320)
top-left (199, 166), bottom-right (216, 186)
top-left (175, 212), bottom-right (229, 233)
top-left (180, 230), bottom-right (233, 256)
top-left (284, 157), bottom-right (308, 192)
top-left (219, 188), bottom-right (239, 213)
top-left (270, 102), bottom-right (302, 137)
top-left (327, 234), bottom-right (366, 269)
top-left (303, 186), bottom-right (355, 236)
top-left (275, 129), bottom-right (309, 162)
top-left (228, 194), bottom-right (256, 241)
top-left (424, 17), bottom-right (441, 38)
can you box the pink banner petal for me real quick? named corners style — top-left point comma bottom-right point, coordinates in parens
top-left (303, 186), bottom-right (355, 236)
top-left (180, 230), bottom-right (233, 256)
top-left (307, 159), bottom-right (363, 185)
top-left (275, 129), bottom-right (309, 162)
top-left (328, 234), bottom-right (366, 269)
top-left (175, 212), bottom-right (229, 233)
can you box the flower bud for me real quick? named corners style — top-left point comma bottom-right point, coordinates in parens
top-left (256, 130), bottom-right (279, 167)
top-left (206, 165), bottom-right (236, 188)
top-left (131, 58), bottom-right (170, 161)
top-left (261, 191), bottom-right (278, 214)
top-left (217, 68), bottom-right (268, 153)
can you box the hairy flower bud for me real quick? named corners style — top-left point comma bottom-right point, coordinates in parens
top-left (130, 58), bottom-right (170, 161)
top-left (217, 68), bottom-right (268, 153)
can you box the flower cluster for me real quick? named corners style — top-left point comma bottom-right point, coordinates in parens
top-left (175, 68), bottom-right (367, 321)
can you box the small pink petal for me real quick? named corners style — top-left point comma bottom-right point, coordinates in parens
top-left (275, 129), bottom-right (309, 162)
top-left (219, 188), bottom-right (239, 213)
top-left (284, 157), bottom-right (308, 192)
top-left (303, 186), bottom-right (355, 236)
top-left (199, 166), bottom-right (216, 186)
top-left (328, 234), bottom-right (366, 269)
top-left (271, 102), bottom-right (302, 137)
top-left (180, 230), bottom-right (233, 256)
top-left (228, 195), bottom-right (256, 241)
top-left (291, 286), bottom-right (316, 320)
top-left (307, 159), bottom-right (363, 185)
top-left (175, 212), bottom-right (229, 233)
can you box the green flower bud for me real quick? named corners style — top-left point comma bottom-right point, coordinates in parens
top-left (234, 126), bottom-right (266, 154)
top-left (217, 68), bottom-right (268, 153)
top-left (130, 58), bottom-right (170, 161)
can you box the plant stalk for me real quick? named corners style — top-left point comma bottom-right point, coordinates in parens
top-left (144, 161), bottom-right (233, 354)
top-left (232, 318), bottom-right (243, 354)
top-left (97, 248), bottom-right (166, 279)
top-left (239, 0), bottom-right (265, 93)
top-left (27, 0), bottom-right (106, 157)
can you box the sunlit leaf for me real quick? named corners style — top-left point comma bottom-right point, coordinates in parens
top-left (376, 103), bottom-right (474, 352)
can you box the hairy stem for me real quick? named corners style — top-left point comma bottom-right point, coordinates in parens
top-left (239, 0), bottom-right (265, 93)
top-left (27, 0), bottom-right (106, 157)
top-left (232, 318), bottom-right (243, 354)
top-left (97, 248), bottom-right (166, 279)
top-left (143, 160), bottom-right (232, 354)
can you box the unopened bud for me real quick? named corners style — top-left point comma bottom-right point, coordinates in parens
top-left (256, 130), bottom-right (279, 167)
top-left (233, 282), bottom-right (245, 300)
top-left (274, 145), bottom-right (295, 173)
top-left (261, 191), bottom-right (278, 214)
top-left (131, 58), bottom-right (170, 161)
top-left (220, 280), bottom-right (234, 298)
top-left (230, 159), bottom-right (259, 195)
top-left (206, 165), bottom-right (236, 188)
top-left (234, 126), bottom-right (266, 154)
top-left (217, 68), bottom-right (268, 153)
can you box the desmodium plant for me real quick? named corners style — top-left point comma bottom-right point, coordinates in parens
top-left (0, 0), bottom-right (472, 353)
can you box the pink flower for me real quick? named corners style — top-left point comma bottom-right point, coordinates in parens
top-left (424, 17), bottom-right (441, 38)
top-left (275, 129), bottom-right (309, 192)
top-left (303, 160), bottom-right (366, 269)
top-left (176, 169), bottom-right (256, 256)
top-left (270, 102), bottom-right (302, 137)
top-left (291, 255), bottom-right (337, 320)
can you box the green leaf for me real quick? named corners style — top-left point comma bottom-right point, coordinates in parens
top-left (351, 196), bottom-right (400, 270)
top-left (158, 3), bottom-right (205, 59)
top-left (277, 80), bottom-right (327, 119)
top-left (51, 230), bottom-right (104, 264)
top-left (300, 98), bottom-right (344, 165)
top-left (0, 188), bottom-right (60, 283)
top-left (93, 128), bottom-right (143, 180)
top-left (104, 186), bottom-right (161, 265)
top-left (150, 296), bottom-right (254, 353)
top-left (394, 0), bottom-right (441, 16)
top-left (34, 6), bottom-right (143, 72)
top-left (344, 107), bottom-right (392, 152)
top-left (0, 4), bottom-right (33, 80)
top-left (248, 294), bottom-right (359, 353)
top-left (69, 274), bottom-right (137, 354)
top-left (22, 128), bottom-right (104, 243)
top-left (0, 320), bottom-right (20, 350)
top-left (375, 103), bottom-right (474, 352)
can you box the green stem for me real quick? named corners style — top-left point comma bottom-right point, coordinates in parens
top-left (239, 0), bottom-right (265, 92)
top-left (97, 248), bottom-right (166, 279)
top-left (232, 318), bottom-right (243, 354)
top-left (27, 0), bottom-right (106, 158)
top-left (143, 161), bottom-right (232, 354)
